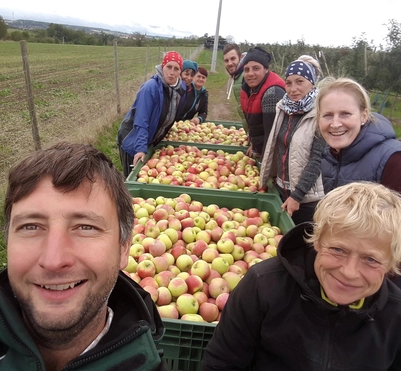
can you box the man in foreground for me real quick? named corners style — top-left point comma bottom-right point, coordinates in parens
top-left (203, 181), bottom-right (401, 370)
top-left (0, 142), bottom-right (166, 370)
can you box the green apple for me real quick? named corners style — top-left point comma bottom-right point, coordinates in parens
top-left (180, 313), bottom-right (205, 322)
top-left (175, 254), bottom-right (194, 272)
top-left (176, 293), bottom-right (199, 316)
top-left (217, 238), bottom-right (234, 254)
top-left (222, 271), bottom-right (242, 291)
top-left (124, 255), bottom-right (138, 273)
top-left (211, 256), bottom-right (230, 275)
top-left (190, 259), bottom-right (211, 280)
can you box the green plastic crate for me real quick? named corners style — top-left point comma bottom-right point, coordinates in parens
top-left (125, 143), bottom-right (253, 184)
top-left (158, 318), bottom-right (216, 371)
top-left (127, 185), bottom-right (295, 237)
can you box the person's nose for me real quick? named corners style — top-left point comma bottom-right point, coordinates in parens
top-left (339, 256), bottom-right (360, 279)
top-left (38, 228), bottom-right (75, 271)
top-left (330, 115), bottom-right (342, 128)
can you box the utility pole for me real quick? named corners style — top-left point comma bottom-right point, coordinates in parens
top-left (211, 0), bottom-right (223, 73)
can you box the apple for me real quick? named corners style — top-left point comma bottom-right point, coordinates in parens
top-left (261, 227), bottom-right (276, 239)
top-left (167, 217), bottom-right (182, 231)
top-left (233, 260), bottom-right (248, 275)
top-left (175, 254), bottom-right (194, 272)
top-left (202, 247), bottom-right (220, 263)
top-left (157, 233), bottom-right (173, 250)
top-left (243, 250), bottom-right (260, 264)
top-left (215, 292), bottom-right (230, 311)
top-left (155, 270), bottom-right (174, 287)
top-left (162, 228), bottom-right (178, 244)
top-left (124, 255), bottom-right (138, 273)
top-left (228, 264), bottom-right (244, 275)
top-left (245, 224), bottom-right (259, 238)
top-left (253, 233), bottom-right (268, 247)
top-left (176, 294), bottom-right (199, 316)
top-left (152, 256), bottom-right (169, 273)
top-left (161, 252), bottom-right (174, 266)
top-left (266, 245), bottom-right (278, 257)
top-left (219, 253), bottom-right (234, 266)
top-left (181, 217), bottom-right (195, 229)
top-left (205, 269), bottom-right (222, 284)
top-left (139, 276), bottom-right (158, 290)
top-left (168, 277), bottom-right (188, 297)
top-left (208, 277), bottom-right (230, 299)
top-left (156, 286), bottom-right (173, 306)
top-left (193, 291), bottom-right (209, 306)
top-left (235, 236), bottom-right (253, 252)
top-left (144, 224), bottom-right (160, 239)
top-left (248, 258), bottom-right (263, 268)
top-left (260, 210), bottom-right (270, 223)
top-left (222, 271), bottom-right (242, 291)
top-left (190, 259), bottom-right (211, 280)
top-left (182, 227), bottom-right (197, 244)
top-left (205, 219), bottom-right (218, 230)
top-left (129, 244), bottom-right (145, 259)
top-left (211, 257), bottom-right (230, 275)
top-left (177, 271), bottom-right (190, 281)
top-left (137, 260), bottom-right (156, 278)
top-left (210, 227), bottom-right (224, 242)
top-left (246, 208), bottom-right (260, 218)
top-left (185, 275), bottom-right (204, 294)
top-left (132, 224), bottom-right (145, 235)
top-left (148, 240), bottom-right (167, 257)
top-left (192, 239), bottom-right (209, 257)
top-left (216, 238), bottom-right (234, 254)
top-left (170, 245), bottom-right (187, 261)
top-left (199, 302), bottom-right (219, 322)
top-left (156, 219), bottom-right (169, 232)
top-left (180, 314), bottom-right (205, 322)
top-left (132, 233), bottom-right (146, 245)
top-left (129, 272), bottom-right (141, 284)
top-left (205, 204), bottom-right (219, 217)
top-left (252, 242), bottom-right (265, 254)
top-left (136, 207), bottom-right (149, 219)
top-left (260, 252), bottom-right (273, 260)
top-left (153, 208), bottom-right (169, 222)
top-left (193, 216), bottom-right (205, 230)
top-left (157, 304), bottom-right (179, 319)
top-left (155, 196), bottom-right (166, 205)
top-left (221, 230), bottom-right (236, 243)
top-left (141, 237), bottom-right (156, 252)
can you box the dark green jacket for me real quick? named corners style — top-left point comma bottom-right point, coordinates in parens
top-left (0, 270), bottom-right (167, 371)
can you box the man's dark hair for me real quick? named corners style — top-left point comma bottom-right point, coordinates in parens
top-left (4, 142), bottom-right (134, 246)
top-left (223, 43), bottom-right (241, 58)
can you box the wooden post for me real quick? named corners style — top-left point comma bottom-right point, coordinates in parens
top-left (20, 40), bottom-right (41, 150)
top-left (113, 39), bottom-right (121, 115)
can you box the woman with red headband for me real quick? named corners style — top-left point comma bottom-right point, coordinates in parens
top-left (117, 51), bottom-right (186, 177)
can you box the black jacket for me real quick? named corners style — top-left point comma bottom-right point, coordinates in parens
top-left (203, 224), bottom-right (401, 370)
top-left (176, 84), bottom-right (208, 123)
top-left (0, 270), bottom-right (168, 370)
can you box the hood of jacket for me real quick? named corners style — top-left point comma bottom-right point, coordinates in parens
top-left (277, 223), bottom-right (392, 318)
top-left (323, 112), bottom-right (396, 165)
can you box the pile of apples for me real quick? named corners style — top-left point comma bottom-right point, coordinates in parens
top-left (163, 120), bottom-right (249, 146)
top-left (124, 193), bottom-right (283, 323)
top-left (137, 144), bottom-right (262, 192)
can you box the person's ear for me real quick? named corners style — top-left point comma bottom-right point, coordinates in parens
top-left (313, 241), bottom-right (321, 253)
top-left (361, 109), bottom-right (369, 125)
top-left (120, 242), bottom-right (130, 270)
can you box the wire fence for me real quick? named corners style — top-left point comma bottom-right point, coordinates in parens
top-left (0, 42), bottom-right (203, 186)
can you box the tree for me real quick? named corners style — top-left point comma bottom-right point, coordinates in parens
top-left (0, 16), bottom-right (7, 39)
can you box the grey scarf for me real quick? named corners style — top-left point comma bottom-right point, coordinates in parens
top-left (280, 87), bottom-right (318, 115)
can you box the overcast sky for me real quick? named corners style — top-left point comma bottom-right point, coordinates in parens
top-left (1, 0), bottom-right (399, 47)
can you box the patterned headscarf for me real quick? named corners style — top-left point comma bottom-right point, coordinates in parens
top-left (285, 60), bottom-right (317, 85)
top-left (162, 51), bottom-right (183, 70)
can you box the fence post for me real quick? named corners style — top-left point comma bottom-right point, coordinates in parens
top-left (113, 39), bottom-right (121, 115)
top-left (20, 40), bottom-right (41, 150)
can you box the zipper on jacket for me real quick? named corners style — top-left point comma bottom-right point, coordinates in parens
top-left (319, 312), bottom-right (344, 371)
top-left (334, 151), bottom-right (342, 189)
top-left (281, 115), bottom-right (293, 195)
top-left (0, 312), bottom-right (43, 370)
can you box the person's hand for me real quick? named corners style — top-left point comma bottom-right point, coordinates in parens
top-left (281, 197), bottom-right (300, 217)
top-left (246, 142), bottom-right (253, 157)
top-left (133, 152), bottom-right (145, 166)
top-left (190, 117), bottom-right (201, 125)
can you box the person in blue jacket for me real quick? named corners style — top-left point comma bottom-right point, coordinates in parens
top-left (117, 51), bottom-right (186, 177)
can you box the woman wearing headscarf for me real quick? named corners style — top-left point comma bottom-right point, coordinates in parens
top-left (240, 47), bottom-right (286, 158)
top-left (117, 51), bottom-right (186, 177)
top-left (259, 55), bottom-right (326, 225)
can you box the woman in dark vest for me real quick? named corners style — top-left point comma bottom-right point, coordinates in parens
top-left (240, 47), bottom-right (286, 159)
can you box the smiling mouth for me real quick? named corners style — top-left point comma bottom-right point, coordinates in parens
top-left (40, 280), bottom-right (84, 291)
top-left (329, 131), bottom-right (346, 137)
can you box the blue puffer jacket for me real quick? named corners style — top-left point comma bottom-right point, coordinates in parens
top-left (321, 112), bottom-right (401, 193)
top-left (118, 69), bottom-right (186, 158)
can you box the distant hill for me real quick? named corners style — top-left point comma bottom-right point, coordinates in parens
top-left (5, 18), bottom-right (129, 37)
